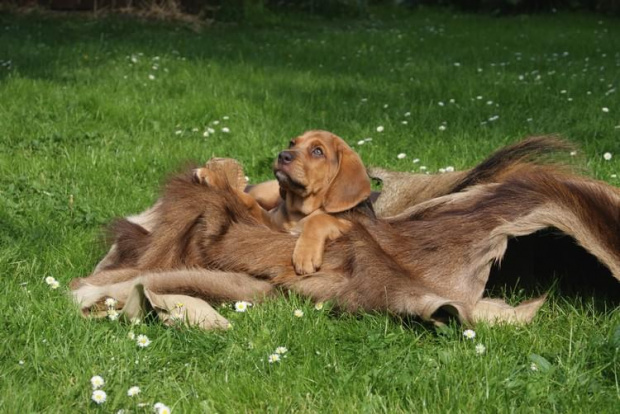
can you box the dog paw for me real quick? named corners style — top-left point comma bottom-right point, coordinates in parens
top-left (192, 158), bottom-right (247, 191)
top-left (292, 243), bottom-right (322, 275)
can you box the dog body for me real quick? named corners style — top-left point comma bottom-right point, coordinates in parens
top-left (195, 130), bottom-right (371, 274)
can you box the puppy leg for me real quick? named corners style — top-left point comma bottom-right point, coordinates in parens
top-left (292, 213), bottom-right (352, 275)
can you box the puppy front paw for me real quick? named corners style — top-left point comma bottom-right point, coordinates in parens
top-left (192, 158), bottom-right (247, 191)
top-left (292, 239), bottom-right (322, 275)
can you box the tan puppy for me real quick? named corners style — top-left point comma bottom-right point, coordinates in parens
top-left (195, 130), bottom-right (372, 274)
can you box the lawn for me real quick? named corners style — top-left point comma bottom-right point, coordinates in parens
top-left (1, 7), bottom-right (619, 413)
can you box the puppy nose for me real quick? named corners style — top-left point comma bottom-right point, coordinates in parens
top-left (278, 151), bottom-right (295, 165)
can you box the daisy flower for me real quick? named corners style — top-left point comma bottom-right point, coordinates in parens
top-left (104, 297), bottom-right (118, 308)
top-left (44, 276), bottom-right (56, 285)
top-left (154, 402), bottom-right (172, 414)
top-left (275, 346), bottom-right (288, 355)
top-left (136, 334), bottom-right (151, 348)
top-left (438, 125), bottom-right (446, 131)
top-left (148, 74), bottom-right (155, 80)
top-left (357, 140), bottom-right (365, 145)
top-left (397, 153), bottom-right (406, 159)
top-left (463, 329), bottom-right (476, 340)
top-left (376, 126), bottom-right (384, 133)
top-left (530, 362), bottom-right (538, 371)
top-left (604, 152), bottom-right (613, 160)
top-left (475, 344), bottom-right (486, 355)
top-left (314, 302), bottom-right (324, 310)
top-left (445, 166), bottom-right (455, 172)
top-left (221, 127), bottom-right (230, 133)
top-left (234, 301), bottom-right (251, 312)
top-left (49, 280), bottom-right (60, 289)
top-left (91, 390), bottom-right (107, 404)
top-left (127, 331), bottom-right (135, 340)
top-left (602, 107), bottom-right (610, 113)
top-left (90, 375), bottom-right (105, 389)
top-left (127, 386), bottom-right (141, 397)
top-left (107, 309), bottom-right (120, 321)
top-left (293, 309), bottom-right (304, 318)
top-left (268, 353), bottom-right (281, 363)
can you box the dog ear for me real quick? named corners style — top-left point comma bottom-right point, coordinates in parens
top-left (323, 142), bottom-right (371, 213)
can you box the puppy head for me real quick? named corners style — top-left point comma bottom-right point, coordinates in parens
top-left (274, 130), bottom-right (371, 214)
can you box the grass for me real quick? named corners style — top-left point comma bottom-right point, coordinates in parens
top-left (1, 7), bottom-right (620, 413)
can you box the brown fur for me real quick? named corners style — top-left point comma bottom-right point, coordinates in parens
top-left (71, 137), bottom-right (620, 326)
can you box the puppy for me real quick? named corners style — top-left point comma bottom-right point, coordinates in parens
top-left (194, 130), bottom-right (372, 274)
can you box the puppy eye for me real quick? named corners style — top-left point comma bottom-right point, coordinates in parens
top-left (312, 147), bottom-right (324, 157)
top-left (288, 141), bottom-right (295, 148)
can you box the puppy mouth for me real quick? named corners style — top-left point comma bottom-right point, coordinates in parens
top-left (274, 169), bottom-right (305, 192)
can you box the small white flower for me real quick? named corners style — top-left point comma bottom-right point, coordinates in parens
top-left (445, 166), bottom-right (455, 172)
top-left (530, 362), bottom-right (538, 371)
top-left (49, 280), bottom-right (60, 289)
top-left (611, 174), bottom-right (617, 178)
top-left (107, 309), bottom-right (120, 321)
top-left (223, 116), bottom-right (230, 120)
top-left (221, 127), bottom-right (230, 133)
top-left (130, 318), bottom-right (141, 326)
top-left (404, 112), bottom-right (411, 117)
top-left (91, 390), bottom-right (107, 404)
top-left (438, 101), bottom-right (444, 106)
top-left (293, 309), bottom-right (304, 318)
top-left (439, 168), bottom-right (446, 174)
top-left (488, 115), bottom-right (499, 122)
top-left (397, 153), bottom-right (406, 160)
top-left (148, 74), bottom-right (155, 80)
top-left (127, 331), bottom-right (135, 340)
top-left (449, 99), bottom-right (455, 104)
top-left (463, 329), bottom-right (476, 340)
top-left (402, 120), bottom-right (408, 125)
top-left (602, 107), bottom-right (610, 113)
top-left (570, 150), bottom-right (577, 156)
top-left (412, 158), bottom-right (420, 164)
top-left (90, 375), bottom-right (105, 389)
top-left (604, 152), bottom-right (613, 160)
top-left (154, 403), bottom-right (172, 414)
top-left (364, 137), bottom-right (372, 142)
top-left (476, 95), bottom-right (483, 100)
top-left (275, 346), bottom-right (288, 354)
top-left (18, 360), bottom-right (25, 365)
top-left (175, 130), bottom-right (182, 135)
top-left (383, 104), bottom-right (389, 108)
top-left (127, 386), bottom-right (141, 397)
top-left (314, 302), bottom-right (324, 310)
top-left (419, 166), bottom-right (427, 171)
top-left (234, 301), bottom-right (251, 312)
top-left (202, 131), bottom-right (210, 137)
top-left (191, 127), bottom-right (198, 132)
top-left (453, 62), bottom-right (461, 67)
top-left (207, 127), bottom-right (215, 134)
top-left (376, 126), bottom-right (384, 133)
top-left (357, 140), bottom-right (365, 145)
top-left (44, 276), bottom-right (56, 285)
top-left (105, 298), bottom-right (118, 308)
top-left (212, 120), bottom-right (220, 125)
top-left (136, 334), bottom-right (151, 348)
top-left (486, 100), bottom-right (494, 105)
top-left (475, 344), bottom-right (486, 355)
top-left (268, 353), bottom-right (281, 363)
top-left (438, 125), bottom-right (446, 131)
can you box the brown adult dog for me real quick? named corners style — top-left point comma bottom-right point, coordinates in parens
top-left (71, 137), bottom-right (620, 327)
top-left (194, 130), bottom-right (371, 275)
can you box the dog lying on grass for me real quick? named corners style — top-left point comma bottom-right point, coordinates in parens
top-left (71, 136), bottom-right (620, 329)
top-left (193, 130), bottom-right (372, 275)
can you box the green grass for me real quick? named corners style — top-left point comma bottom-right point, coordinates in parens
top-left (1, 8), bottom-right (619, 412)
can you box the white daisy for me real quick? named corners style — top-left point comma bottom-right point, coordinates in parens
top-left (104, 297), bottom-right (118, 308)
top-left (234, 301), bottom-right (251, 312)
top-left (530, 362), bottom-right (538, 371)
top-left (221, 127), bottom-right (230, 133)
top-left (475, 344), bottom-right (486, 355)
top-left (49, 280), bottom-right (60, 289)
top-left (91, 390), bottom-right (107, 404)
top-left (268, 354), bottom-right (281, 363)
top-left (44, 276), bottom-right (56, 285)
top-left (154, 402), bottom-right (172, 414)
top-left (275, 346), bottom-right (288, 354)
top-left (397, 153), bottom-right (406, 159)
top-left (357, 140), bottom-right (365, 145)
top-left (463, 329), bottom-right (476, 340)
top-left (107, 309), bottom-right (120, 321)
top-left (127, 386), bottom-right (141, 397)
top-left (148, 74), bottom-right (155, 80)
top-left (404, 112), bottom-right (411, 117)
top-left (293, 309), bottom-right (304, 317)
top-left (445, 166), bottom-right (455, 172)
top-left (136, 334), bottom-right (151, 348)
top-left (314, 302), bottom-right (324, 310)
top-left (376, 126), bottom-right (384, 133)
top-left (438, 125), bottom-right (446, 131)
top-left (604, 152), bottom-right (613, 160)
top-left (90, 375), bottom-right (105, 389)
top-left (127, 331), bottom-right (135, 340)
top-left (602, 107), bottom-right (610, 113)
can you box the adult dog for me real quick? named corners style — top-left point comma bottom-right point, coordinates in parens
top-left (71, 136), bottom-right (620, 328)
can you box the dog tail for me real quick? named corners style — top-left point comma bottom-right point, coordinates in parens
top-left (450, 136), bottom-right (575, 193)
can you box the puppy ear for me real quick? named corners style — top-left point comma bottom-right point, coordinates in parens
top-left (323, 143), bottom-right (371, 213)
